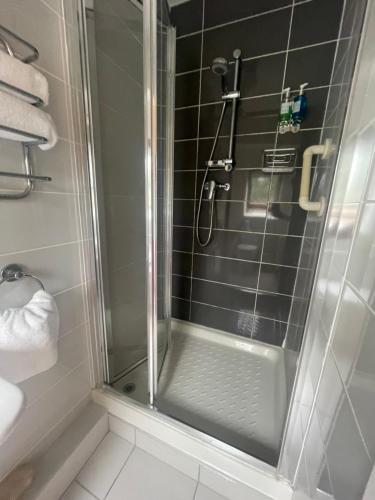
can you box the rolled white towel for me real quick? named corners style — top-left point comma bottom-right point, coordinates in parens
top-left (0, 290), bottom-right (59, 383)
top-left (0, 89), bottom-right (57, 150)
top-left (0, 50), bottom-right (49, 105)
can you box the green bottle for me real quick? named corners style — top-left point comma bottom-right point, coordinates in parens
top-left (279, 87), bottom-right (292, 134)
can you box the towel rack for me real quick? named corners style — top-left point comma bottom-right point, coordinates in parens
top-left (0, 264), bottom-right (45, 290)
top-left (0, 25), bottom-right (52, 200)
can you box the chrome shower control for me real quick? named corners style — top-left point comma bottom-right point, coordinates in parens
top-left (218, 182), bottom-right (230, 191)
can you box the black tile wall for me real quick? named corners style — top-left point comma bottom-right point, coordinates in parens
top-left (204, 0), bottom-right (290, 29)
top-left (171, 0), bottom-right (345, 347)
top-left (202, 8), bottom-right (291, 65)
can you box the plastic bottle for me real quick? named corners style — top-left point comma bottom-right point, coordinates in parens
top-left (291, 83), bottom-right (308, 133)
top-left (278, 87), bottom-right (292, 134)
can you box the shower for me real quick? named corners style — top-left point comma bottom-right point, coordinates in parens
top-left (196, 49), bottom-right (242, 247)
top-left (79, 0), bottom-right (367, 476)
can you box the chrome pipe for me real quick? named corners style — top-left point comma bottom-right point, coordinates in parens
top-left (227, 49), bottom-right (241, 162)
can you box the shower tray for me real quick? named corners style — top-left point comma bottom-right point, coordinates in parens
top-left (113, 321), bottom-right (287, 465)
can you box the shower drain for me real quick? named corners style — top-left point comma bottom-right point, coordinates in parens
top-left (123, 382), bottom-right (136, 394)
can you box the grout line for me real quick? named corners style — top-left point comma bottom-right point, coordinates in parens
top-left (174, 126), bottom-right (324, 142)
top-left (174, 248), bottom-right (305, 269)
top-left (98, 442), bottom-right (136, 499)
top-left (0, 239), bottom-right (79, 259)
top-left (329, 344), bottom-right (373, 463)
top-left (175, 1), bottom-right (316, 39)
top-left (172, 274), bottom-right (296, 299)
top-left (175, 37), bottom-right (346, 77)
top-left (172, 296), bottom-right (290, 325)
top-left (175, 84), bottom-right (334, 111)
top-left (74, 481), bottom-right (100, 500)
top-left (173, 224), bottom-right (311, 238)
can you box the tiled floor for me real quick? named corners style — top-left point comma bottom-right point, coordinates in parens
top-left (60, 431), bottom-right (229, 500)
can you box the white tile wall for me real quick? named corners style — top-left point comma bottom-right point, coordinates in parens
top-left (283, 0), bottom-right (375, 498)
top-left (0, 0), bottom-right (95, 481)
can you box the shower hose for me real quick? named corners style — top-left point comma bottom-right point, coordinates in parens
top-left (196, 101), bottom-right (227, 247)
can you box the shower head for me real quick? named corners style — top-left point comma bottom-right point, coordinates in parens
top-left (211, 57), bottom-right (229, 76)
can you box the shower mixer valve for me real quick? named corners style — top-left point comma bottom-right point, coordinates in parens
top-left (204, 180), bottom-right (230, 200)
top-left (205, 158), bottom-right (233, 171)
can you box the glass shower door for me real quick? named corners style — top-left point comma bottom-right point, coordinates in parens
top-left (143, 0), bottom-right (175, 406)
top-left (80, 0), bottom-right (174, 398)
top-left (81, 0), bottom-right (147, 384)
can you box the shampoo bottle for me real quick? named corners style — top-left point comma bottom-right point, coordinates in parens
top-left (291, 83), bottom-right (308, 133)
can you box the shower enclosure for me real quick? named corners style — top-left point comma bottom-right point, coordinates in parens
top-left (78, 0), bottom-right (367, 474)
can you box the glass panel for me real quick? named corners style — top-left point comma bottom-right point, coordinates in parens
top-left (83, 0), bottom-right (147, 383)
top-left (156, 2), bottom-right (174, 379)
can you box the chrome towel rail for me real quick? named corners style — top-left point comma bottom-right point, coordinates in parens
top-left (0, 25), bottom-right (39, 63)
top-left (0, 26), bottom-right (53, 200)
top-left (0, 264), bottom-right (45, 290)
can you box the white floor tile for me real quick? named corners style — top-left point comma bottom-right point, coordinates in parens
top-left (77, 432), bottom-right (134, 499)
top-left (135, 430), bottom-right (199, 479)
top-left (194, 484), bottom-right (228, 500)
top-left (60, 481), bottom-right (96, 500)
top-left (200, 466), bottom-right (271, 500)
top-left (106, 447), bottom-right (197, 500)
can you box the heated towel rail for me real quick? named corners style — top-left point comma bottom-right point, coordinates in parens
top-left (0, 25), bottom-right (52, 200)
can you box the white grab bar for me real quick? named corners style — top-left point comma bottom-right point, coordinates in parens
top-left (299, 139), bottom-right (335, 215)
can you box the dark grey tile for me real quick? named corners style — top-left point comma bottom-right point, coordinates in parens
top-left (252, 316), bottom-right (287, 346)
top-left (197, 133), bottom-right (276, 169)
top-left (299, 237), bottom-right (320, 269)
top-left (288, 297), bottom-right (309, 329)
top-left (176, 34), bottom-right (202, 73)
top-left (284, 323), bottom-right (304, 352)
top-left (193, 254), bottom-right (259, 289)
top-left (191, 278), bottom-right (256, 313)
top-left (236, 94), bottom-right (280, 135)
top-left (173, 226), bottom-right (194, 252)
top-left (204, 0), bottom-right (290, 29)
top-left (262, 235), bottom-right (302, 267)
top-left (197, 169), bottom-right (271, 203)
top-left (259, 264), bottom-right (297, 295)
top-left (286, 42), bottom-right (337, 89)
top-left (200, 53), bottom-right (285, 104)
top-left (294, 268), bottom-right (313, 299)
top-left (174, 140), bottom-right (197, 171)
top-left (197, 200), bottom-right (267, 233)
top-left (172, 250), bottom-right (192, 276)
top-left (269, 169), bottom-right (306, 203)
top-left (266, 203), bottom-right (307, 236)
top-left (175, 72), bottom-right (200, 108)
top-left (174, 171), bottom-right (196, 199)
top-left (172, 297), bottom-right (190, 321)
top-left (190, 302), bottom-right (254, 337)
top-left (172, 275), bottom-right (191, 300)
top-left (255, 291), bottom-right (292, 322)
top-left (175, 107), bottom-right (199, 140)
top-left (171, 0), bottom-right (203, 36)
top-left (290, 0), bottom-right (344, 49)
top-left (301, 87), bottom-right (330, 130)
top-left (202, 8), bottom-right (291, 66)
top-left (199, 95), bottom-right (280, 138)
top-left (194, 229), bottom-right (263, 261)
top-left (173, 199), bottom-right (195, 227)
